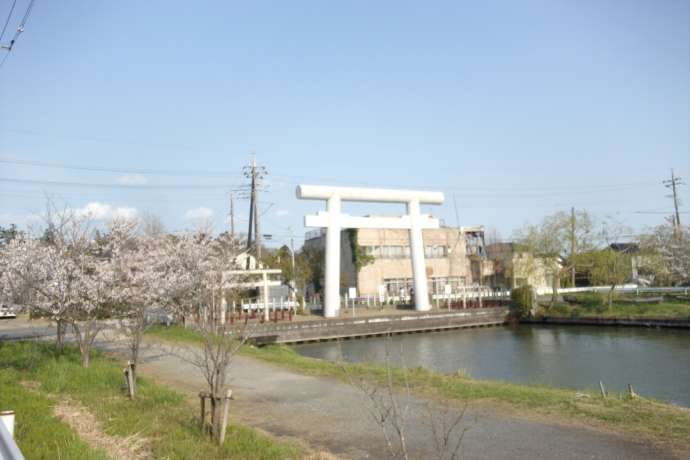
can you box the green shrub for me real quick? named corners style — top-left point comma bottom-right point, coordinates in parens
top-left (577, 291), bottom-right (606, 310)
top-left (550, 303), bottom-right (570, 316)
top-left (510, 285), bottom-right (534, 319)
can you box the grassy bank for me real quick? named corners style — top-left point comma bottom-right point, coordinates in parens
top-left (147, 324), bottom-right (690, 450)
top-left (0, 341), bottom-right (302, 460)
top-left (538, 298), bottom-right (690, 320)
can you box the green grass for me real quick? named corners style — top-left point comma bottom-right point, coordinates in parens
top-left (539, 299), bottom-right (690, 320)
top-left (0, 368), bottom-right (108, 460)
top-left (0, 341), bottom-right (303, 460)
top-left (146, 325), bottom-right (690, 450)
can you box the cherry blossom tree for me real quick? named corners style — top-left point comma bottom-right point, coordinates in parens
top-left (639, 224), bottom-right (690, 286)
top-left (1, 229), bottom-right (81, 351)
top-left (162, 229), bottom-right (249, 444)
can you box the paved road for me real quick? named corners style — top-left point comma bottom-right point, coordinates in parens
top-left (0, 317), bottom-right (55, 340)
top-left (128, 339), bottom-right (679, 460)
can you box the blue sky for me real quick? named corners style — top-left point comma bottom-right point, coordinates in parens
top-left (1, 0), bottom-right (688, 247)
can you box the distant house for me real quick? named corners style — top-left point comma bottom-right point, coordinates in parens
top-left (486, 242), bottom-right (558, 292)
top-left (232, 250), bottom-right (261, 270)
top-left (608, 242), bottom-right (653, 286)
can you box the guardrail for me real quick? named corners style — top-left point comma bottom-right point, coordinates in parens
top-left (535, 285), bottom-right (690, 296)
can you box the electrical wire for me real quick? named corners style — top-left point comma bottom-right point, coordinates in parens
top-left (0, 0), bottom-right (17, 42)
top-left (0, 156), bottom-right (246, 177)
top-left (0, 0), bottom-right (35, 70)
top-left (0, 177), bottom-right (240, 190)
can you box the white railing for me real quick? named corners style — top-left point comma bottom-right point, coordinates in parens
top-left (336, 287), bottom-right (510, 309)
top-left (535, 285), bottom-right (690, 296)
top-left (239, 297), bottom-right (298, 312)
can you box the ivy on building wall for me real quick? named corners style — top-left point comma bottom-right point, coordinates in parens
top-left (346, 229), bottom-right (374, 273)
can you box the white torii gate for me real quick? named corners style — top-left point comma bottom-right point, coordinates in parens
top-left (297, 185), bottom-right (444, 318)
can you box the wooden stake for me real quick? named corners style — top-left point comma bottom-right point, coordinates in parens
top-left (599, 381), bottom-right (607, 398)
top-left (199, 392), bottom-right (208, 431)
top-left (627, 384), bottom-right (638, 398)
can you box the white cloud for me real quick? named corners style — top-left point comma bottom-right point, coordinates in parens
top-left (117, 174), bottom-right (148, 186)
top-left (184, 207), bottom-right (215, 220)
top-left (275, 209), bottom-right (289, 217)
top-left (112, 207), bottom-right (138, 220)
top-left (73, 202), bottom-right (138, 221)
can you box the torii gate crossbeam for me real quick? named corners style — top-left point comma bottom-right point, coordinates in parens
top-left (297, 185), bottom-right (444, 318)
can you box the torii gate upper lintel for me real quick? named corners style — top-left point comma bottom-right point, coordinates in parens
top-left (296, 185), bottom-right (445, 318)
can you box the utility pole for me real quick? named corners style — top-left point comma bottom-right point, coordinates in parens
top-left (243, 154), bottom-right (267, 267)
top-left (663, 169), bottom-right (683, 228)
top-left (229, 192), bottom-right (235, 238)
top-left (254, 189), bottom-right (262, 262)
top-left (570, 207), bottom-right (576, 288)
top-left (289, 226), bottom-right (296, 301)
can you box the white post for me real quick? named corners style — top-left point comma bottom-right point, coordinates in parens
top-left (324, 195), bottom-right (342, 318)
top-left (262, 272), bottom-right (270, 321)
top-left (220, 295), bottom-right (227, 325)
top-left (407, 198), bottom-right (430, 311)
top-left (0, 410), bottom-right (14, 438)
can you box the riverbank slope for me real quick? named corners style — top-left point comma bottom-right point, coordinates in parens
top-left (145, 326), bottom-right (690, 458)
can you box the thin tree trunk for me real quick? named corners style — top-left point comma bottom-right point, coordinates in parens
top-left (81, 349), bottom-right (91, 367)
top-left (55, 318), bottom-right (66, 352)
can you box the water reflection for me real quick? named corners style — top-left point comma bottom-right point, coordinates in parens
top-left (295, 325), bottom-right (690, 407)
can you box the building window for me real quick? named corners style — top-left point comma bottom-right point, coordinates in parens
top-left (425, 245), bottom-right (447, 258)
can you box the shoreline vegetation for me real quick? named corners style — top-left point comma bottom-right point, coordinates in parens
top-left (535, 298), bottom-right (690, 321)
top-left (0, 340), bottom-right (303, 460)
top-left (146, 325), bottom-right (690, 452)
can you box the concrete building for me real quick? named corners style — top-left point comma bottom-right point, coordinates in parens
top-left (305, 225), bottom-right (494, 297)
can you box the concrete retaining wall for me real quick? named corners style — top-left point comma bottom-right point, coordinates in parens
top-left (246, 307), bottom-right (509, 345)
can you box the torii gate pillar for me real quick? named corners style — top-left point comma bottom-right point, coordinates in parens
top-left (297, 185), bottom-right (445, 318)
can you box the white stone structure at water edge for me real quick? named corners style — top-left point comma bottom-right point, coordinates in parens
top-left (297, 184), bottom-right (444, 318)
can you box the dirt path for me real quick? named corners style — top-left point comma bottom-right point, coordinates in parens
top-left (123, 339), bottom-right (680, 460)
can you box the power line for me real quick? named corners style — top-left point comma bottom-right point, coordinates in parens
top-left (0, 0), bottom-right (18, 42)
top-left (0, 0), bottom-right (36, 70)
top-left (0, 176), bottom-right (241, 190)
top-left (0, 156), bottom-right (245, 177)
top-left (1, 156), bottom-right (660, 194)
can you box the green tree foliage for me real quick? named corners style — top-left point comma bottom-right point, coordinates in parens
top-left (262, 244), bottom-right (295, 284)
top-left (513, 209), bottom-right (595, 305)
top-left (0, 224), bottom-right (19, 247)
top-left (510, 285), bottom-right (534, 319)
top-left (346, 229), bottom-right (374, 272)
top-left (577, 249), bottom-right (631, 307)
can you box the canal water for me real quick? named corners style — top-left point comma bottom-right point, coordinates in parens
top-left (295, 325), bottom-right (690, 407)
